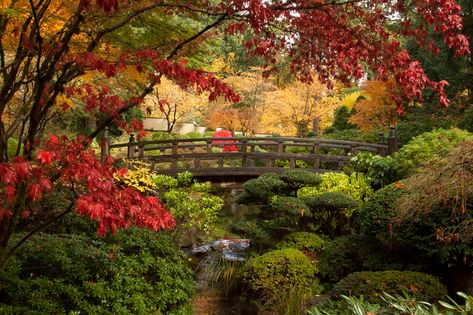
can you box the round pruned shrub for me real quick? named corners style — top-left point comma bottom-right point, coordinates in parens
top-left (333, 271), bottom-right (448, 304)
top-left (268, 196), bottom-right (311, 224)
top-left (302, 192), bottom-right (358, 237)
top-left (276, 232), bottom-right (325, 253)
top-left (239, 173), bottom-right (287, 204)
top-left (242, 248), bottom-right (321, 306)
top-left (278, 170), bottom-right (322, 191)
top-left (298, 172), bottom-right (373, 205)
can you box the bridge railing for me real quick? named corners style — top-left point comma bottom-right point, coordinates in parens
top-left (102, 129), bottom-right (397, 176)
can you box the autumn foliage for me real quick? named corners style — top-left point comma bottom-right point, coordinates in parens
top-left (0, 0), bottom-right (470, 267)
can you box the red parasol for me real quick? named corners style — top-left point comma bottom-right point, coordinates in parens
top-left (211, 130), bottom-right (238, 152)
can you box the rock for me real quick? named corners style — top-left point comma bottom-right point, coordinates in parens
top-left (210, 239), bottom-right (250, 252)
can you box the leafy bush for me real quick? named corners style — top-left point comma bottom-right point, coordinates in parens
top-left (298, 172), bottom-right (373, 205)
top-left (302, 192), bottom-right (358, 237)
top-left (396, 116), bottom-right (455, 147)
top-left (268, 196), bottom-right (311, 225)
top-left (349, 128), bottom-right (471, 187)
top-left (242, 248), bottom-right (321, 307)
top-left (393, 128), bottom-right (470, 178)
top-left (333, 271), bottom-right (448, 304)
top-left (278, 170), bottom-right (322, 191)
top-left (0, 230), bottom-right (195, 314)
top-left (347, 152), bottom-right (399, 189)
top-left (276, 232), bottom-right (326, 253)
top-left (459, 105), bottom-right (473, 132)
top-left (239, 173), bottom-right (287, 204)
top-left (358, 181), bottom-right (473, 267)
top-left (229, 220), bottom-right (270, 241)
top-left (317, 235), bottom-right (364, 284)
top-left (162, 181), bottom-right (223, 234)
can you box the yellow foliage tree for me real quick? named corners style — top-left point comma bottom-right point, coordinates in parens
top-left (146, 78), bottom-right (207, 133)
top-left (348, 81), bottom-right (399, 132)
top-left (261, 80), bottom-right (341, 136)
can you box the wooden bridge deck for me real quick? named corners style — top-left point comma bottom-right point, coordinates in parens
top-left (104, 135), bottom-right (396, 177)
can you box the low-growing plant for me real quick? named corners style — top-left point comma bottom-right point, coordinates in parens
top-left (333, 271), bottom-right (448, 304)
top-left (298, 172), bottom-right (373, 205)
top-left (242, 248), bottom-right (321, 309)
top-left (276, 232), bottom-right (326, 253)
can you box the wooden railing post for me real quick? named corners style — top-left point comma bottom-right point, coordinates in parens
top-left (171, 140), bottom-right (178, 171)
top-left (100, 127), bottom-right (110, 163)
top-left (277, 139), bottom-right (284, 153)
top-left (377, 132), bottom-right (386, 155)
top-left (388, 126), bottom-right (398, 155)
top-left (127, 133), bottom-right (137, 159)
top-left (138, 137), bottom-right (144, 159)
top-left (312, 142), bottom-right (320, 169)
top-left (206, 139), bottom-right (212, 153)
top-left (241, 139), bottom-right (248, 168)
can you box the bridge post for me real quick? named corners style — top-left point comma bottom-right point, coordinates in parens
top-left (377, 132), bottom-right (386, 155)
top-left (127, 133), bottom-right (137, 159)
top-left (100, 127), bottom-right (110, 163)
top-left (138, 137), bottom-right (144, 159)
top-left (171, 140), bottom-right (178, 171)
top-left (241, 139), bottom-right (248, 167)
top-left (312, 142), bottom-right (320, 169)
top-left (388, 126), bottom-right (398, 155)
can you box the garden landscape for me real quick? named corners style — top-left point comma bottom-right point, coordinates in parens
top-left (0, 0), bottom-right (473, 314)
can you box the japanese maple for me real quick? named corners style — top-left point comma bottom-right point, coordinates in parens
top-left (0, 0), bottom-right (469, 268)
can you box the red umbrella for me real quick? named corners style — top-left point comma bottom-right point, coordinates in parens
top-left (211, 130), bottom-right (238, 152)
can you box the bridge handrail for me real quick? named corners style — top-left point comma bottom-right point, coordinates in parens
top-left (102, 128), bottom-right (399, 176)
top-left (108, 136), bottom-right (389, 150)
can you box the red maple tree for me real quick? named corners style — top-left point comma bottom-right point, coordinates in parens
top-left (0, 0), bottom-right (469, 267)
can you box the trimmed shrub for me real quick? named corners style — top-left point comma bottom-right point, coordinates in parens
top-left (317, 235), bottom-right (364, 285)
top-left (302, 192), bottom-right (358, 237)
top-left (333, 271), bottom-right (448, 303)
top-left (239, 173), bottom-right (287, 204)
top-left (268, 196), bottom-right (311, 225)
top-left (242, 248), bottom-right (321, 306)
top-left (278, 170), bottom-right (322, 191)
top-left (276, 232), bottom-right (325, 253)
top-left (298, 172), bottom-right (373, 205)
top-left (229, 220), bottom-right (270, 241)
top-left (0, 230), bottom-right (195, 314)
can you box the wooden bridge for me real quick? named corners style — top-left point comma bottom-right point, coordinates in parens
top-left (103, 129), bottom-right (398, 178)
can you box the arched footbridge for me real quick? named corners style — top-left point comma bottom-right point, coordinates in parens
top-left (103, 132), bottom-right (398, 178)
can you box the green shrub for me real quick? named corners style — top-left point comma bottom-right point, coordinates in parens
top-left (349, 128), bottom-right (471, 187)
top-left (0, 230), bottom-right (195, 314)
top-left (333, 271), bottom-right (448, 304)
top-left (238, 173), bottom-right (288, 204)
top-left (298, 172), bottom-right (373, 205)
top-left (302, 192), bottom-right (358, 237)
top-left (393, 128), bottom-right (470, 178)
top-left (358, 181), bottom-right (473, 267)
top-left (268, 196), bottom-right (311, 225)
top-left (278, 170), bottom-right (322, 191)
top-left (242, 248), bottom-right (321, 306)
top-left (459, 105), bottom-right (473, 132)
top-left (347, 152), bottom-right (399, 189)
top-left (229, 220), bottom-right (270, 241)
top-left (396, 117), bottom-right (455, 147)
top-left (276, 232), bottom-right (325, 253)
top-left (162, 181), bottom-right (223, 233)
top-left (317, 235), bottom-right (364, 285)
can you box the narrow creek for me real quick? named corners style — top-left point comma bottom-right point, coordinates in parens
top-left (190, 184), bottom-right (259, 315)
